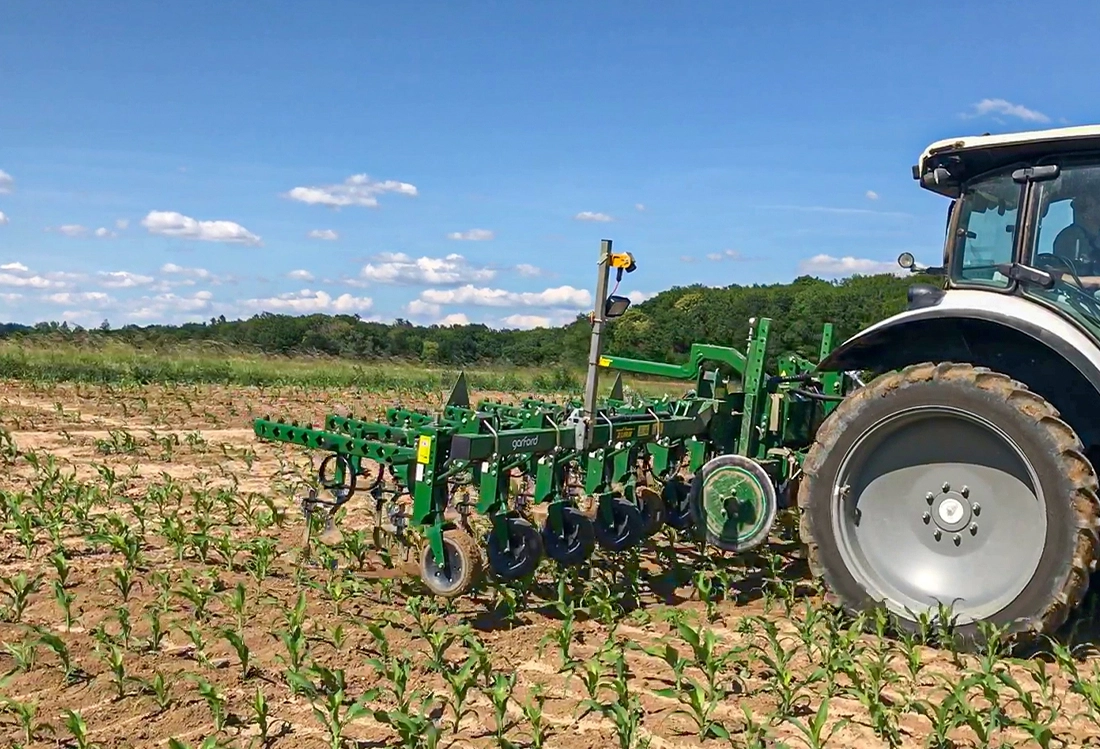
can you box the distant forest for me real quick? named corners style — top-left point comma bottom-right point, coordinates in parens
top-left (0, 273), bottom-right (928, 367)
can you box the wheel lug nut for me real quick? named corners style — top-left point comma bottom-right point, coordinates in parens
top-left (961, 486), bottom-right (969, 498)
top-left (933, 529), bottom-right (942, 541)
top-left (972, 503), bottom-right (981, 516)
top-left (942, 482), bottom-right (951, 492)
top-left (953, 534), bottom-right (962, 545)
top-left (922, 512), bottom-right (931, 524)
top-left (926, 492), bottom-right (935, 504)
top-left (969, 522), bottom-right (978, 535)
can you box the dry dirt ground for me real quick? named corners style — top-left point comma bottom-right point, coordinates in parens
top-left (3, 379), bottom-right (1100, 749)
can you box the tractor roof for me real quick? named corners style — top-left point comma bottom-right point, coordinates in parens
top-left (915, 124), bottom-right (1100, 198)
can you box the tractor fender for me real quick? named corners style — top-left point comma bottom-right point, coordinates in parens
top-left (818, 288), bottom-right (1100, 449)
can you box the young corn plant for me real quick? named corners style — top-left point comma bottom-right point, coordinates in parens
top-left (32, 625), bottom-right (84, 684)
top-left (0, 571), bottom-right (43, 623)
top-left (190, 675), bottom-right (229, 733)
top-left (62, 708), bottom-right (102, 749)
top-left (1, 695), bottom-right (55, 746)
top-left (369, 690), bottom-right (443, 749)
top-left (138, 670), bottom-right (174, 713)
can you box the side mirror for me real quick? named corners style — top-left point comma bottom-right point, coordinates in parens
top-left (897, 252), bottom-right (946, 277)
top-left (920, 166), bottom-right (954, 189)
top-left (604, 295), bottom-right (631, 319)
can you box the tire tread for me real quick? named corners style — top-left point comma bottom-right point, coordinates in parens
top-left (797, 361), bottom-right (1100, 645)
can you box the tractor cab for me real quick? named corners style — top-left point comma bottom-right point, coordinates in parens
top-left (914, 126), bottom-right (1100, 340)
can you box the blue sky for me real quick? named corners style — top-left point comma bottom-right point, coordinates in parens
top-left (1, 0), bottom-right (1096, 329)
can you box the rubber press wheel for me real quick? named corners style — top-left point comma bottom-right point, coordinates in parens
top-left (662, 476), bottom-right (694, 530)
top-left (419, 529), bottom-right (484, 598)
top-left (486, 516), bottom-right (544, 580)
top-left (798, 362), bottom-right (1100, 649)
top-left (542, 505), bottom-right (596, 566)
top-left (593, 496), bottom-right (646, 552)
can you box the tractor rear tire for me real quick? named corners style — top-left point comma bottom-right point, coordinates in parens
top-left (798, 362), bottom-right (1100, 648)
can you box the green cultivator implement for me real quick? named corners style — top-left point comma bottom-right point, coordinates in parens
top-left (254, 240), bottom-right (858, 598)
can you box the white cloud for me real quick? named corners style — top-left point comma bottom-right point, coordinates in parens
top-left (42, 291), bottom-right (113, 307)
top-left (287, 269), bottom-right (315, 281)
top-left (798, 254), bottom-right (904, 277)
top-left (141, 210), bottom-right (261, 245)
top-left (447, 229), bottom-right (494, 241)
top-left (706, 249), bottom-right (742, 262)
top-left (635, 203), bottom-right (646, 212)
top-left (866, 190), bottom-right (879, 201)
top-left (45, 270), bottom-right (85, 284)
top-left (0, 273), bottom-right (64, 289)
top-left (241, 289), bottom-right (374, 315)
top-left (438, 313), bottom-right (469, 327)
top-left (515, 263), bottom-right (543, 277)
top-left (115, 219), bottom-right (129, 230)
top-left (0, 262), bottom-right (78, 290)
top-left (97, 271), bottom-right (155, 289)
top-left (0, 212), bottom-right (8, 225)
top-left (160, 263), bottom-right (218, 282)
top-left (501, 313), bottom-right (552, 329)
top-left (284, 174), bottom-right (417, 208)
top-left (94, 227), bottom-right (116, 238)
top-left (420, 284), bottom-right (592, 309)
top-left (965, 98), bottom-right (1050, 123)
top-left (0, 293), bottom-right (21, 303)
top-left (0, 170), bottom-right (12, 194)
top-left (574, 211), bottom-right (613, 222)
top-left (57, 224), bottom-right (89, 237)
top-left (128, 291), bottom-right (215, 320)
top-left (308, 229), bottom-right (339, 241)
top-left (404, 299), bottom-right (442, 317)
top-left (360, 252), bottom-right (495, 286)
top-left (627, 290), bottom-right (656, 304)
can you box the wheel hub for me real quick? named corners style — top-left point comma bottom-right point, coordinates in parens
top-left (930, 489), bottom-right (973, 533)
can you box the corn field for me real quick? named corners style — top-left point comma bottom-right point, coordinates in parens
top-left (4, 375), bottom-right (1100, 748)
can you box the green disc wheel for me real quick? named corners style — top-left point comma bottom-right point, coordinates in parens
top-left (688, 454), bottom-right (778, 552)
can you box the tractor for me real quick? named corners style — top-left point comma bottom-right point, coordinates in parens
top-left (802, 124), bottom-right (1100, 644)
top-left (255, 124), bottom-right (1100, 649)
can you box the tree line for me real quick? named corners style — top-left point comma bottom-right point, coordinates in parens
top-left (0, 273), bottom-right (926, 368)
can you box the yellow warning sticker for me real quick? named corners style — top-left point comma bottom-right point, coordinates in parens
top-left (416, 435), bottom-right (432, 464)
top-left (598, 356), bottom-right (611, 367)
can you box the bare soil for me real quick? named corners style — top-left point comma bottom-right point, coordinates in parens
top-left (1, 380), bottom-right (1100, 749)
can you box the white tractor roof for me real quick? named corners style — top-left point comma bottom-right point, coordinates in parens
top-left (916, 124), bottom-right (1100, 197)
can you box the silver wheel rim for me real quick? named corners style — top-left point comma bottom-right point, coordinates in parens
top-left (832, 405), bottom-right (1047, 625)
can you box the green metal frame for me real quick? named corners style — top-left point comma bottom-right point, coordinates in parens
top-left (252, 315), bottom-right (849, 569)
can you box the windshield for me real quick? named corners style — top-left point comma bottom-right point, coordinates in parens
top-left (1026, 162), bottom-right (1100, 334)
top-left (950, 169), bottom-right (1022, 288)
